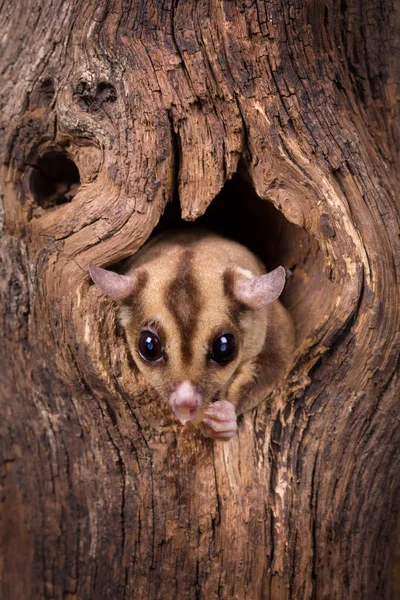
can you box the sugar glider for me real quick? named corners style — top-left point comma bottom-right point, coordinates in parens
top-left (89, 229), bottom-right (295, 440)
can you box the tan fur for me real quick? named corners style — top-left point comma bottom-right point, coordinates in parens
top-left (118, 229), bottom-right (295, 420)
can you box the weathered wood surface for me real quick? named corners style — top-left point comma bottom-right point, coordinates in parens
top-left (0, 1), bottom-right (399, 598)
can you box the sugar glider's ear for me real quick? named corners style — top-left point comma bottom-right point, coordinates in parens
top-left (89, 264), bottom-right (145, 302)
top-left (232, 266), bottom-right (287, 309)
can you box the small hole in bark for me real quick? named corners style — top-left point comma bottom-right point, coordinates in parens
top-left (73, 80), bottom-right (117, 112)
top-left (39, 78), bottom-right (55, 99)
top-left (324, 6), bottom-right (329, 29)
top-left (30, 151), bottom-right (80, 208)
top-left (97, 81), bottom-right (117, 101)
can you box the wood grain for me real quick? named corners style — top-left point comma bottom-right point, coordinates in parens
top-left (0, 1), bottom-right (399, 598)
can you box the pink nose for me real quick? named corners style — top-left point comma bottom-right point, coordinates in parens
top-left (170, 381), bottom-right (202, 424)
top-left (172, 380), bottom-right (200, 408)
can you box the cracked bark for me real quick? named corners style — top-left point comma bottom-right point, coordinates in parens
top-left (1, 1), bottom-right (399, 599)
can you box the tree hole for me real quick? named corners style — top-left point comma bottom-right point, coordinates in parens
top-left (39, 78), bottom-right (55, 100)
top-left (153, 172), bottom-right (328, 345)
top-left (30, 151), bottom-right (80, 208)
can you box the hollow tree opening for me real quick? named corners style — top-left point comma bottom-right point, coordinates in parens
top-left (29, 150), bottom-right (80, 208)
top-left (1, 1), bottom-right (399, 600)
top-left (154, 171), bottom-right (326, 347)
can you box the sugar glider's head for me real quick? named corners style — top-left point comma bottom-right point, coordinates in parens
top-left (89, 231), bottom-right (286, 425)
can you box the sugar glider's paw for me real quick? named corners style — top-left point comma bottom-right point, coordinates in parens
top-left (201, 400), bottom-right (238, 441)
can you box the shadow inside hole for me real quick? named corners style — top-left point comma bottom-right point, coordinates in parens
top-left (30, 151), bottom-right (80, 208)
top-left (153, 172), bottom-right (326, 343)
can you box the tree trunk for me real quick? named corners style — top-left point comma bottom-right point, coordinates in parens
top-left (1, 1), bottom-right (399, 599)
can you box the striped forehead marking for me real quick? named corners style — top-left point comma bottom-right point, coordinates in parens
top-left (165, 249), bottom-right (201, 364)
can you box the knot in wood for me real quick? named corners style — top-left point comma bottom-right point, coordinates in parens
top-left (73, 80), bottom-right (117, 113)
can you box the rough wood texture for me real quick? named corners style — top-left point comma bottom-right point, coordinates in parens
top-left (1, 1), bottom-right (399, 598)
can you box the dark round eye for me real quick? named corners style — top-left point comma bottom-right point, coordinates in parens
top-left (210, 333), bottom-right (237, 365)
top-left (138, 331), bottom-right (163, 362)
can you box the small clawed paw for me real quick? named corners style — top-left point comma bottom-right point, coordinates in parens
top-left (201, 400), bottom-right (238, 441)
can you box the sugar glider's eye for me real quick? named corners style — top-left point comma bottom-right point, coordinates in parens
top-left (138, 331), bottom-right (163, 362)
top-left (210, 334), bottom-right (237, 365)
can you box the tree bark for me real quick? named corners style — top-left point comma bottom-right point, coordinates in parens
top-left (1, 1), bottom-right (399, 599)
